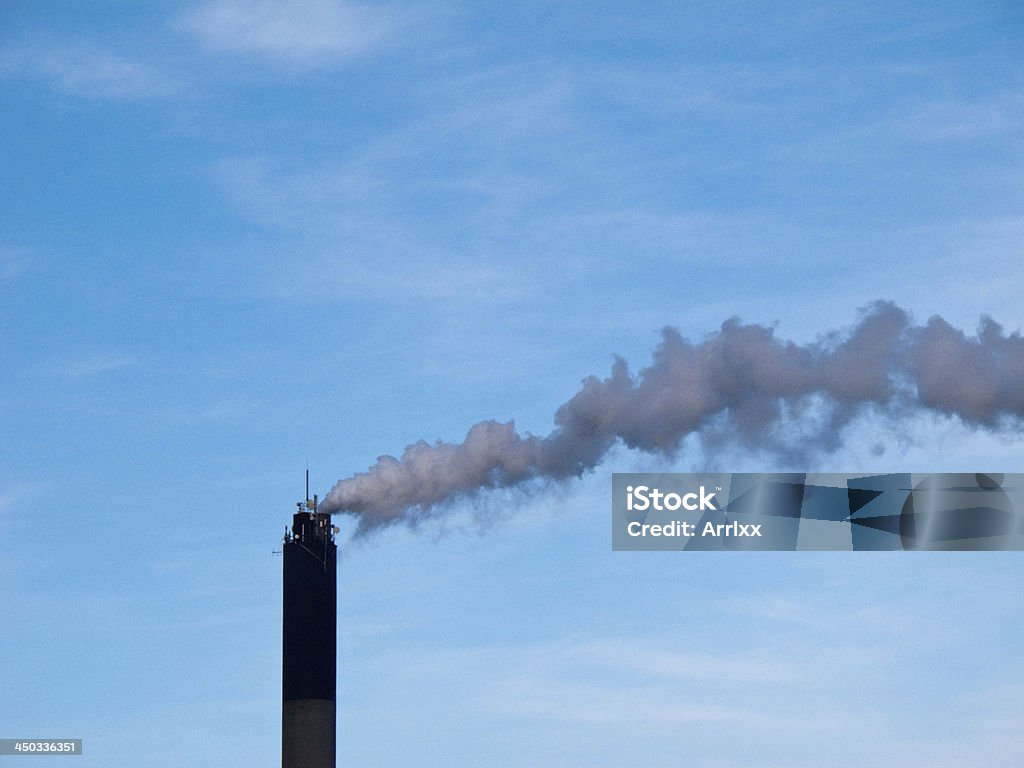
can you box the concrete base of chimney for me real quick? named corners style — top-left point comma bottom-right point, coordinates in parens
top-left (282, 699), bottom-right (335, 768)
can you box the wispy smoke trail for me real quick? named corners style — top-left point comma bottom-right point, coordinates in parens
top-left (321, 301), bottom-right (1024, 532)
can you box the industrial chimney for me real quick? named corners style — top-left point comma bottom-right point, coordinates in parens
top-left (282, 472), bottom-right (337, 768)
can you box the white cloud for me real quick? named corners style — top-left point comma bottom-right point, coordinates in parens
top-left (774, 91), bottom-right (1024, 161)
top-left (0, 483), bottom-right (41, 527)
top-left (340, 628), bottom-right (1024, 767)
top-left (62, 354), bottom-right (136, 377)
top-left (885, 94), bottom-right (1024, 143)
top-left (37, 45), bottom-right (174, 100)
top-left (181, 0), bottom-right (403, 66)
top-left (0, 248), bottom-right (30, 283)
top-left (2, 43), bottom-right (175, 100)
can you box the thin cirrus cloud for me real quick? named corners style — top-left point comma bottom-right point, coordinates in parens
top-left (0, 483), bottom-right (42, 528)
top-left (0, 249), bottom-right (30, 282)
top-left (61, 354), bottom-right (137, 378)
top-left (15, 44), bottom-right (176, 100)
top-left (180, 0), bottom-right (407, 67)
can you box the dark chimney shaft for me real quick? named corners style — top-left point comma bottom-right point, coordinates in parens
top-left (282, 476), bottom-right (337, 768)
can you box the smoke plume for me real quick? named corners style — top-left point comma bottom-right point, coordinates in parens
top-left (321, 301), bottom-right (1024, 532)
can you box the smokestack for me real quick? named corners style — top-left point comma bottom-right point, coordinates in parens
top-left (282, 474), bottom-right (337, 768)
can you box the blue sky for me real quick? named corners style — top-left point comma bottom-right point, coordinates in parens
top-left (1, 1), bottom-right (1023, 765)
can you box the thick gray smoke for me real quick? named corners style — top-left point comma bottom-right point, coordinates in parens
top-left (321, 301), bottom-right (1024, 532)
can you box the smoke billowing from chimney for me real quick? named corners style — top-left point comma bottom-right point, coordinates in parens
top-left (321, 301), bottom-right (1024, 533)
